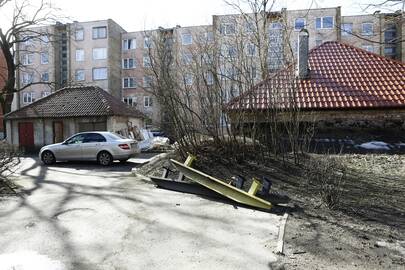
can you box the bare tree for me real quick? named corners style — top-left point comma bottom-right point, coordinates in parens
top-left (0, 0), bottom-right (61, 134)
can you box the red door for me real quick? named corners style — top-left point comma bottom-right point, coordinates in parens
top-left (18, 122), bottom-right (34, 149)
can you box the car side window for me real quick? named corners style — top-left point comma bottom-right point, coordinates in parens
top-left (83, 133), bottom-right (107, 143)
top-left (66, 134), bottom-right (85, 144)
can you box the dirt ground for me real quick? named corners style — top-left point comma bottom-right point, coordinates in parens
top-left (140, 151), bottom-right (405, 270)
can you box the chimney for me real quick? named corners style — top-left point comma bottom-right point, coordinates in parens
top-left (297, 29), bottom-right (309, 79)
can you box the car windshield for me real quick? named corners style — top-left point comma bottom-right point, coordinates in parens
top-left (104, 132), bottom-right (128, 140)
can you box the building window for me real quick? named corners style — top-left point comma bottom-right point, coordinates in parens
top-left (40, 52), bottom-right (49, 64)
top-left (144, 37), bottom-right (153, 48)
top-left (40, 35), bottom-right (49, 43)
top-left (92, 67), bottom-right (107, 80)
top-left (123, 39), bottom-right (136, 50)
top-left (144, 96), bottom-right (153, 107)
top-left (75, 49), bottom-right (84, 62)
top-left (220, 23), bottom-right (236, 35)
top-left (21, 54), bottom-right (34, 65)
top-left (123, 77), bottom-right (137, 88)
top-left (143, 76), bottom-right (152, 88)
top-left (123, 96), bottom-right (137, 107)
top-left (75, 29), bottom-right (84, 41)
top-left (205, 31), bottom-right (213, 42)
top-left (41, 72), bottom-right (49, 82)
top-left (75, 69), bottom-right (85, 81)
top-left (247, 43), bottom-right (256, 56)
top-left (341, 23), bottom-right (353, 36)
top-left (315, 39), bottom-right (323, 46)
top-left (92, 26), bottom-right (107, 39)
top-left (41, 91), bottom-right (50, 98)
top-left (181, 33), bottom-right (192, 45)
top-left (384, 24), bottom-right (397, 43)
top-left (122, 58), bottom-right (136, 69)
top-left (184, 73), bottom-right (193, 86)
top-left (93, 48), bottom-right (107, 60)
top-left (143, 55), bottom-right (151, 67)
top-left (362, 23), bottom-right (373, 36)
top-left (227, 45), bottom-right (237, 58)
top-left (245, 21), bottom-right (256, 33)
top-left (315, 16), bottom-right (333, 29)
top-left (182, 52), bottom-right (193, 65)
top-left (384, 46), bottom-right (396, 56)
top-left (294, 18), bottom-right (305, 30)
top-left (362, 44), bottom-right (374, 52)
top-left (23, 92), bottom-right (35, 103)
top-left (250, 66), bottom-right (257, 79)
top-left (21, 73), bottom-right (33, 85)
top-left (206, 72), bottom-right (214, 85)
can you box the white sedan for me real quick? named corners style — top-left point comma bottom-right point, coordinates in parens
top-left (39, 131), bottom-right (139, 166)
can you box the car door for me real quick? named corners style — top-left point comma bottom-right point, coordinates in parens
top-left (81, 133), bottom-right (107, 160)
top-left (56, 134), bottom-right (85, 160)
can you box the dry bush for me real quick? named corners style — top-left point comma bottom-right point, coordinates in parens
top-left (304, 156), bottom-right (347, 210)
top-left (0, 142), bottom-right (20, 194)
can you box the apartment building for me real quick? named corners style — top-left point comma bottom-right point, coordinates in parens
top-left (342, 11), bottom-right (404, 61)
top-left (15, 19), bottom-right (125, 110)
top-left (13, 7), bottom-right (404, 127)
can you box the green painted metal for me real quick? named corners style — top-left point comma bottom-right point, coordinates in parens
top-left (171, 159), bottom-right (272, 210)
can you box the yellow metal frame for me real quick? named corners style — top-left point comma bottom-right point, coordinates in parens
top-left (171, 157), bottom-right (272, 210)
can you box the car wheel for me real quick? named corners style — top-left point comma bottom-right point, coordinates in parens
top-left (119, 158), bottom-right (129, 163)
top-left (97, 151), bottom-right (113, 166)
top-left (41, 151), bottom-right (55, 165)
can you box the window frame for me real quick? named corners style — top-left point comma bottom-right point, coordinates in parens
top-left (362, 23), bottom-right (374, 36)
top-left (75, 28), bottom-right (84, 41)
top-left (221, 23), bottom-right (236, 35)
top-left (122, 58), bottom-right (136, 69)
top-left (122, 77), bottom-right (137, 89)
top-left (294, 18), bottom-right (306, 31)
top-left (40, 51), bottom-right (49, 64)
top-left (315, 16), bottom-right (334, 29)
top-left (181, 33), bottom-right (193, 45)
top-left (92, 67), bottom-right (108, 81)
top-left (75, 69), bottom-right (85, 81)
top-left (144, 96), bottom-right (153, 107)
top-left (92, 26), bottom-right (107, 39)
top-left (341, 23), bottom-right (353, 36)
top-left (41, 72), bottom-right (49, 82)
top-left (75, 49), bottom-right (85, 62)
top-left (92, 47), bottom-right (107, 60)
top-left (123, 38), bottom-right (136, 50)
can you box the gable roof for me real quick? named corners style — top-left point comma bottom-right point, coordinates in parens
top-left (228, 41), bottom-right (405, 111)
top-left (5, 85), bottom-right (145, 120)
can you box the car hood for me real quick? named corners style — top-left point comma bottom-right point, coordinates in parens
top-left (42, 142), bottom-right (63, 149)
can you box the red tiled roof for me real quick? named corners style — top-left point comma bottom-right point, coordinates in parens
top-left (227, 41), bottom-right (405, 111)
top-left (5, 85), bottom-right (145, 119)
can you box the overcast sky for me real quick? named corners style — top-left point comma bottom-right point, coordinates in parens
top-left (0, 0), bottom-right (402, 32)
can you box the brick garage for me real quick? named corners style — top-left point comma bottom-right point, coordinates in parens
top-left (4, 86), bottom-right (145, 151)
top-left (227, 41), bottom-right (405, 138)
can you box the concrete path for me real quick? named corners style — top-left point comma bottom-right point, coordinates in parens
top-left (0, 157), bottom-right (281, 270)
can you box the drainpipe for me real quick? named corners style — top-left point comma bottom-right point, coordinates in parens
top-left (297, 29), bottom-right (309, 79)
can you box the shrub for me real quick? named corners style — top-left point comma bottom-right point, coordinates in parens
top-left (304, 155), bottom-right (347, 210)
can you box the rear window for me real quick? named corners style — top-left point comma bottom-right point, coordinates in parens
top-left (104, 132), bottom-right (128, 140)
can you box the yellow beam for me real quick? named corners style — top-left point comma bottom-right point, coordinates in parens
top-left (171, 158), bottom-right (272, 210)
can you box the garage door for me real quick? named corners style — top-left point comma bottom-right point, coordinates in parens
top-left (18, 122), bottom-right (34, 150)
top-left (78, 122), bottom-right (107, 132)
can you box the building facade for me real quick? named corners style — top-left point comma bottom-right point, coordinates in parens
top-left (14, 7), bottom-right (404, 128)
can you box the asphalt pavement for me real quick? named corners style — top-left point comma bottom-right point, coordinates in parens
top-left (0, 155), bottom-right (282, 270)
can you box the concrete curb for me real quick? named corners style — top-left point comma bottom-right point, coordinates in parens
top-left (131, 151), bottom-right (174, 177)
top-left (276, 213), bottom-right (289, 254)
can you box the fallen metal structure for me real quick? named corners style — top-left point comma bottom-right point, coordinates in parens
top-left (150, 154), bottom-right (272, 210)
top-left (171, 159), bottom-right (272, 210)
